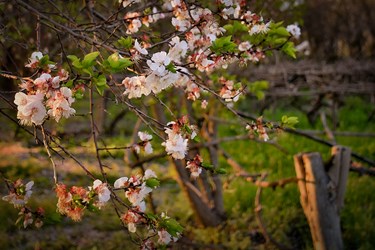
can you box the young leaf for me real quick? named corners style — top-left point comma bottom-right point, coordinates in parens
top-left (215, 168), bottom-right (227, 174)
top-left (145, 178), bottom-right (160, 188)
top-left (162, 218), bottom-right (184, 237)
top-left (39, 55), bottom-right (55, 67)
top-left (281, 42), bottom-right (296, 59)
top-left (67, 55), bottom-right (83, 69)
top-left (82, 51), bottom-right (100, 68)
top-left (117, 36), bottom-right (133, 49)
top-left (166, 63), bottom-right (177, 73)
top-left (93, 75), bottom-right (107, 95)
top-left (281, 115), bottom-right (299, 128)
top-left (211, 36), bottom-right (237, 55)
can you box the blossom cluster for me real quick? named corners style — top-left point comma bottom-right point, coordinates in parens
top-left (55, 179), bottom-right (110, 222)
top-left (14, 52), bottom-right (75, 126)
top-left (17, 207), bottom-right (44, 229)
top-left (186, 154), bottom-right (203, 179)
top-left (2, 179), bottom-right (34, 208)
top-left (119, 0), bottom-right (280, 105)
top-left (2, 179), bottom-right (44, 228)
top-left (218, 77), bottom-right (243, 102)
top-left (246, 116), bottom-right (270, 142)
top-left (162, 116), bottom-right (197, 160)
top-left (114, 169), bottom-right (158, 232)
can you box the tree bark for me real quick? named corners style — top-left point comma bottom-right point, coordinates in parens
top-left (152, 102), bottom-right (224, 227)
top-left (294, 146), bottom-right (351, 250)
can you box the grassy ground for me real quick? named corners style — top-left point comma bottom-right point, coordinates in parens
top-left (0, 94), bottom-right (374, 249)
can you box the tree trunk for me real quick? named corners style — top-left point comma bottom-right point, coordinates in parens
top-left (152, 102), bottom-right (225, 227)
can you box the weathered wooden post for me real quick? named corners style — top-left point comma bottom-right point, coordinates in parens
top-left (294, 146), bottom-right (351, 250)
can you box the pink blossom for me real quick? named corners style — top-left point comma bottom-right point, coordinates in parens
top-left (47, 87), bottom-right (75, 122)
top-left (122, 75), bottom-right (151, 98)
top-left (15, 92), bottom-right (46, 126)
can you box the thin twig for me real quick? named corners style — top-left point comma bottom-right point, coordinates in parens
top-left (41, 125), bottom-right (57, 184)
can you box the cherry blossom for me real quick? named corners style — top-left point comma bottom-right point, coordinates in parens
top-left (168, 36), bottom-right (188, 62)
top-left (47, 87), bottom-right (76, 122)
top-left (121, 203), bottom-right (145, 233)
top-left (249, 22), bottom-right (271, 35)
top-left (122, 75), bottom-right (151, 99)
top-left (25, 51), bottom-right (43, 68)
top-left (136, 131), bottom-right (153, 155)
top-left (2, 179), bottom-right (34, 208)
top-left (114, 170), bottom-right (158, 207)
top-left (92, 179), bottom-right (111, 203)
top-left (134, 39), bottom-right (148, 55)
top-left (147, 51), bottom-right (171, 76)
top-left (125, 12), bottom-right (142, 34)
top-left (114, 177), bottom-right (129, 189)
top-left (238, 41), bottom-right (251, 51)
top-left (186, 154), bottom-right (203, 179)
top-left (158, 229), bottom-right (179, 245)
top-left (201, 100), bottom-right (208, 109)
top-left (14, 92), bottom-right (47, 126)
top-left (287, 24), bottom-right (301, 39)
top-left (162, 127), bottom-right (188, 159)
top-left (144, 71), bottom-right (178, 94)
top-left (143, 169), bottom-right (157, 180)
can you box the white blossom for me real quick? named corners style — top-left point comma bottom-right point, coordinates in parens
top-left (93, 179), bottom-right (111, 203)
top-left (147, 51), bottom-right (171, 76)
top-left (25, 51), bottom-right (43, 68)
top-left (114, 177), bottom-right (129, 189)
top-left (286, 24), bottom-right (301, 39)
top-left (162, 128), bottom-right (188, 159)
top-left (134, 39), bottom-right (148, 55)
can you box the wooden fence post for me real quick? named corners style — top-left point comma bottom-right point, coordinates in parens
top-left (294, 146), bottom-right (351, 250)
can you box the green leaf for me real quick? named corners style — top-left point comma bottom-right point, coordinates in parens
top-left (87, 203), bottom-right (100, 212)
top-left (67, 55), bottom-right (83, 69)
top-left (166, 63), bottom-right (177, 73)
top-left (145, 212), bottom-right (158, 221)
top-left (39, 55), bottom-right (55, 67)
top-left (281, 41), bottom-right (296, 59)
top-left (104, 53), bottom-right (133, 73)
top-left (281, 115), bottom-right (299, 128)
top-left (93, 75), bottom-right (107, 95)
top-left (201, 162), bottom-right (214, 170)
top-left (145, 178), bottom-right (160, 188)
top-left (224, 21), bottom-right (248, 35)
top-left (65, 80), bottom-right (73, 88)
top-left (74, 89), bottom-right (84, 99)
top-left (117, 36), bottom-right (133, 49)
top-left (83, 51), bottom-right (100, 63)
top-left (82, 51), bottom-right (99, 68)
top-left (269, 27), bottom-right (290, 37)
top-left (162, 218), bottom-right (184, 237)
top-left (210, 35), bottom-right (237, 55)
top-left (193, 136), bottom-right (201, 143)
top-left (215, 168), bottom-right (227, 174)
